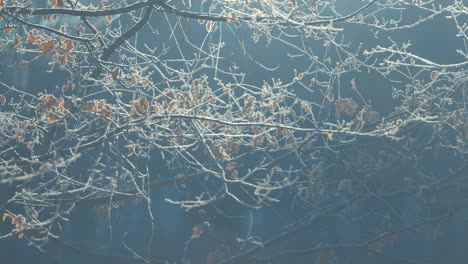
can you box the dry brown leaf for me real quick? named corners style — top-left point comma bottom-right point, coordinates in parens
top-left (334, 98), bottom-right (357, 118)
top-left (42, 40), bottom-right (55, 54)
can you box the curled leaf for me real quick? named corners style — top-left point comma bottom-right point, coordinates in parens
top-left (206, 20), bottom-right (213, 32)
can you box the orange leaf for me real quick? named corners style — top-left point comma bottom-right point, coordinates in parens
top-left (4, 27), bottom-right (12, 35)
top-left (231, 170), bottom-right (238, 178)
top-left (140, 97), bottom-right (149, 109)
top-left (59, 54), bottom-right (68, 68)
top-left (27, 32), bottom-right (35, 44)
top-left (62, 82), bottom-right (69, 92)
top-left (42, 40), bottom-right (55, 54)
top-left (13, 34), bottom-right (21, 45)
top-left (226, 162), bottom-right (236, 171)
top-left (97, 100), bottom-right (105, 109)
top-left (52, 0), bottom-right (64, 8)
top-left (48, 114), bottom-right (57, 123)
top-left (56, 98), bottom-right (64, 108)
top-left (62, 39), bottom-right (73, 50)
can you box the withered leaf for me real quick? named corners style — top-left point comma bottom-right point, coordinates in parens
top-left (334, 98), bottom-right (357, 118)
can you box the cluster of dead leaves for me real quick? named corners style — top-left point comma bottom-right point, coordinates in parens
top-left (2, 211), bottom-right (26, 238)
top-left (153, 86), bottom-right (205, 114)
top-left (209, 139), bottom-right (240, 161)
top-left (52, 39), bottom-right (75, 68)
top-left (334, 98), bottom-right (357, 118)
top-left (226, 162), bottom-right (238, 178)
top-left (35, 94), bottom-right (61, 112)
top-left (251, 134), bottom-right (265, 148)
top-left (130, 97), bottom-right (150, 120)
top-left (84, 100), bottom-right (114, 123)
top-left (35, 95), bottom-right (82, 123)
top-left (25, 31), bottom-right (75, 68)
